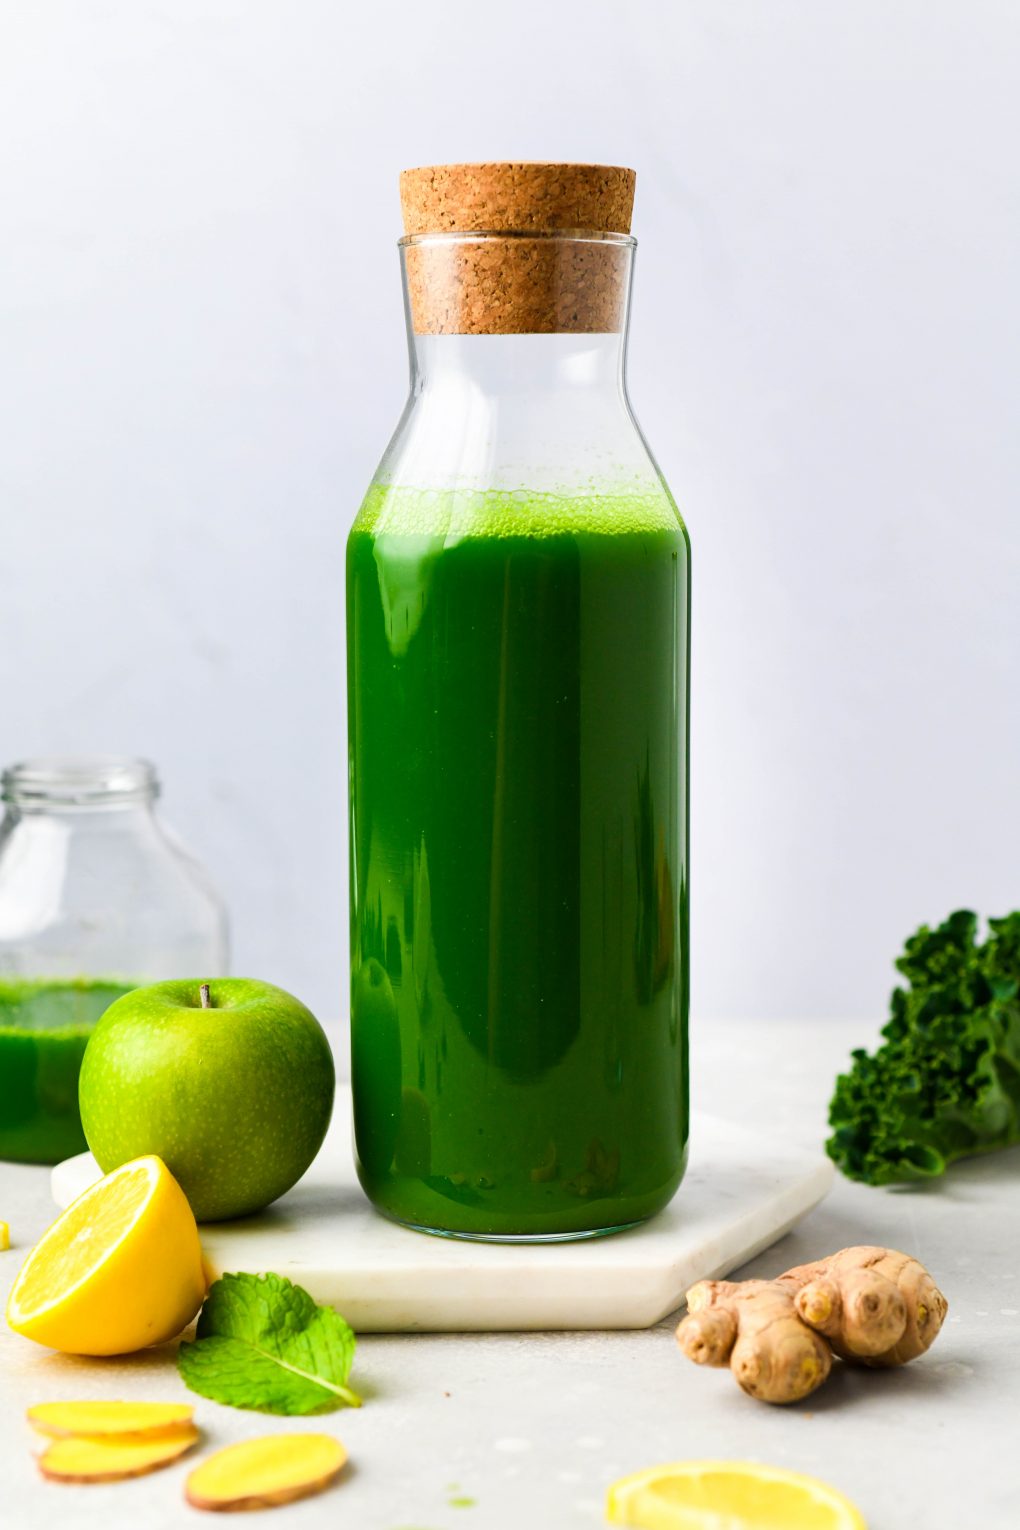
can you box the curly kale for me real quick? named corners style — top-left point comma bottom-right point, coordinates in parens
top-left (827, 910), bottom-right (1020, 1184)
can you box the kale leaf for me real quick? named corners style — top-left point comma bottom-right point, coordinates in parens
top-left (827, 910), bottom-right (1020, 1184)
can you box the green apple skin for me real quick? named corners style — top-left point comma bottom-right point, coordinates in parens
top-left (78, 978), bottom-right (335, 1222)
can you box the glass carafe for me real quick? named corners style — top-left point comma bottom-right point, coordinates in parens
top-left (347, 164), bottom-right (690, 1239)
top-left (0, 756), bottom-right (229, 1162)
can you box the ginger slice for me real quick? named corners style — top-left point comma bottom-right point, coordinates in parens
top-left (28, 1400), bottom-right (196, 1440)
top-left (185, 1434), bottom-right (346, 1512)
top-left (676, 1244), bottom-right (947, 1404)
top-left (39, 1425), bottom-right (199, 1482)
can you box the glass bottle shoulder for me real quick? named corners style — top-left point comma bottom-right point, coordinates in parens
top-left (349, 333), bottom-right (688, 553)
top-left (349, 476), bottom-right (687, 549)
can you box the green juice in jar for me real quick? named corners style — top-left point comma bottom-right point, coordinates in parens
top-left (0, 977), bottom-right (135, 1163)
top-left (347, 483), bottom-right (690, 1238)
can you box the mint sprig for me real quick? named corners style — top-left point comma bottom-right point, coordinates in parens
top-left (177, 1272), bottom-right (362, 1414)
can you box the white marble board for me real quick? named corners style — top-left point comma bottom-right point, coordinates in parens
top-left (51, 1086), bottom-right (832, 1332)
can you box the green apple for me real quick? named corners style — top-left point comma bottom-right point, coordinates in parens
top-left (78, 978), bottom-right (335, 1222)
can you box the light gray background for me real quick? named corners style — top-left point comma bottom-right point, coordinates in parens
top-left (1, 1), bottom-right (1017, 1025)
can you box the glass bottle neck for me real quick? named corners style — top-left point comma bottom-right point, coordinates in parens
top-left (407, 330), bottom-right (629, 399)
top-left (374, 233), bottom-right (660, 501)
top-left (399, 230), bottom-right (635, 402)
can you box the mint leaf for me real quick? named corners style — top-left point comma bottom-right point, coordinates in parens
top-left (177, 1272), bottom-right (362, 1414)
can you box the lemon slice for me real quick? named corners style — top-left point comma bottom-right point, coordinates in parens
top-left (607, 1460), bottom-right (866, 1530)
top-left (6, 1156), bottom-right (205, 1356)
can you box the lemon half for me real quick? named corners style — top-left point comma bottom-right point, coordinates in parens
top-left (6, 1155), bottom-right (205, 1355)
top-left (607, 1460), bottom-right (866, 1530)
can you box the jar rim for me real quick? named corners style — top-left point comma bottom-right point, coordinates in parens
top-left (1, 756), bottom-right (159, 807)
top-left (398, 229), bottom-right (637, 249)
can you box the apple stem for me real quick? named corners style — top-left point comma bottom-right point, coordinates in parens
top-left (199, 982), bottom-right (212, 1009)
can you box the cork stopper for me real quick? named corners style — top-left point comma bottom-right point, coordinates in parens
top-left (400, 163), bottom-right (635, 237)
top-left (399, 162), bottom-right (636, 336)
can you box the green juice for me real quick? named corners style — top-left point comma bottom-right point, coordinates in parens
top-left (0, 978), bottom-right (135, 1163)
top-left (347, 484), bottom-right (690, 1237)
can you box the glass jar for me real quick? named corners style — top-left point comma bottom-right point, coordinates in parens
top-left (347, 164), bottom-right (690, 1239)
top-left (0, 756), bottom-right (229, 1163)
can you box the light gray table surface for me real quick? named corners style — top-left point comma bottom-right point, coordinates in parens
top-left (1, 1018), bottom-right (1015, 1530)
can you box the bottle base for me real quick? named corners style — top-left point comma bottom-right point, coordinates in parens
top-left (356, 1153), bottom-right (689, 1243)
top-left (384, 1212), bottom-right (650, 1244)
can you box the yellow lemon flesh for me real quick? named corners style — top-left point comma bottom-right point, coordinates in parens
top-left (607, 1460), bottom-right (866, 1530)
top-left (6, 1155), bottom-right (205, 1355)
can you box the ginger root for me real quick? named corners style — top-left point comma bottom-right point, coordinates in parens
top-left (676, 1245), bottom-right (947, 1404)
top-left (38, 1426), bottom-right (199, 1482)
top-left (28, 1400), bottom-right (195, 1440)
top-left (185, 1434), bottom-right (346, 1512)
